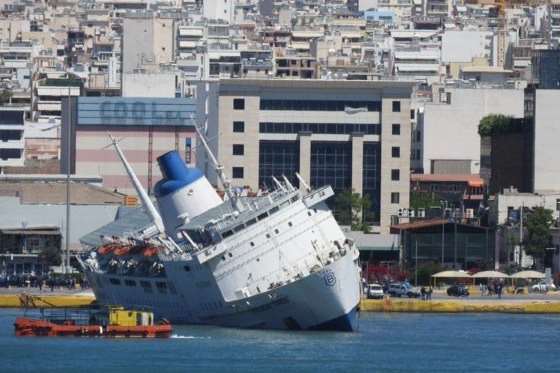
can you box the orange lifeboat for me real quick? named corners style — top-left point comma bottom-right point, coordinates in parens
top-left (113, 245), bottom-right (132, 256)
top-left (143, 247), bottom-right (158, 257)
top-left (98, 244), bottom-right (117, 255)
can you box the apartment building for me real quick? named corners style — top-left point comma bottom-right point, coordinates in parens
top-left (198, 79), bottom-right (414, 233)
top-left (0, 106), bottom-right (27, 169)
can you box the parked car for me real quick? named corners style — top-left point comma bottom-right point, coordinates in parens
top-left (447, 284), bottom-right (470, 297)
top-left (388, 283), bottom-right (421, 298)
top-left (531, 282), bottom-right (557, 293)
top-left (367, 283), bottom-right (385, 299)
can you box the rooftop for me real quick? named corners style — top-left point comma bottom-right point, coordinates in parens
top-left (0, 181), bottom-right (126, 205)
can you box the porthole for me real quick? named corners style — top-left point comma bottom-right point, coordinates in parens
top-left (288, 222), bottom-right (293, 227)
top-left (274, 229), bottom-right (279, 234)
top-left (266, 233), bottom-right (271, 239)
top-left (250, 242), bottom-right (255, 247)
top-left (228, 252), bottom-right (233, 257)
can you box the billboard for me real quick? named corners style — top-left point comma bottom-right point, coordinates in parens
top-left (76, 97), bottom-right (197, 127)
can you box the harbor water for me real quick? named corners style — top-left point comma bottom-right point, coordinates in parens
top-left (1, 308), bottom-right (559, 372)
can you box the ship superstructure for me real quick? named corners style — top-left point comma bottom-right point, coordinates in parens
top-left (79, 134), bottom-right (361, 331)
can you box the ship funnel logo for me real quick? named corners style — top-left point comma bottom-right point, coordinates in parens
top-left (323, 269), bottom-right (337, 287)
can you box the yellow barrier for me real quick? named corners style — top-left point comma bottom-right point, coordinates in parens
top-left (361, 298), bottom-right (560, 313)
top-left (0, 294), bottom-right (96, 308)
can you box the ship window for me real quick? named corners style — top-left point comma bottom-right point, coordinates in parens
top-left (156, 282), bottom-right (168, 294)
top-left (222, 230), bottom-right (233, 239)
top-left (291, 196), bottom-right (298, 203)
top-left (308, 211), bottom-right (312, 216)
top-left (269, 206), bottom-right (279, 215)
top-left (140, 281), bottom-right (151, 288)
top-left (184, 265), bottom-right (190, 272)
top-left (233, 225), bottom-right (244, 233)
top-left (109, 278), bottom-right (121, 285)
top-left (257, 212), bottom-right (268, 220)
top-left (124, 279), bottom-right (136, 287)
top-left (221, 255), bottom-right (226, 261)
top-left (246, 218), bottom-right (257, 226)
top-left (168, 282), bottom-right (177, 294)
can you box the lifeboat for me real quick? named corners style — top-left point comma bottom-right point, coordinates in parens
top-left (113, 245), bottom-right (132, 256)
top-left (98, 244), bottom-right (118, 255)
top-left (14, 307), bottom-right (172, 338)
top-left (143, 246), bottom-right (158, 257)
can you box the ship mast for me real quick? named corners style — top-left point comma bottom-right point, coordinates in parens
top-left (193, 125), bottom-right (242, 211)
top-left (108, 134), bottom-right (166, 235)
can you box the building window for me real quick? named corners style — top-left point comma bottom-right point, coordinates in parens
top-left (233, 121), bottom-right (245, 132)
top-left (410, 109), bottom-right (415, 119)
top-left (392, 101), bottom-right (401, 112)
top-left (259, 141), bottom-right (300, 188)
top-left (363, 143), bottom-right (381, 224)
top-left (259, 100), bottom-right (381, 111)
top-left (233, 144), bottom-right (244, 155)
top-left (311, 142), bottom-right (352, 222)
top-left (392, 124), bottom-right (400, 135)
top-left (392, 147), bottom-right (400, 158)
top-left (233, 98), bottom-right (245, 110)
top-left (557, 199), bottom-right (560, 211)
top-left (232, 167), bottom-right (244, 179)
top-left (391, 192), bottom-right (400, 204)
top-left (416, 130), bottom-right (421, 142)
top-left (259, 122), bottom-right (380, 135)
top-left (391, 169), bottom-right (400, 181)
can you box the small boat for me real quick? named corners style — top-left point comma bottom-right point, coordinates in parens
top-left (113, 245), bottom-right (132, 256)
top-left (142, 246), bottom-right (158, 257)
top-left (14, 306), bottom-right (172, 338)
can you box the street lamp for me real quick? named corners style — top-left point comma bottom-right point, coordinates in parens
top-left (440, 200), bottom-right (448, 266)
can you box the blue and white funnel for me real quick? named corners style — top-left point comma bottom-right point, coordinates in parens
top-left (154, 151), bottom-right (222, 236)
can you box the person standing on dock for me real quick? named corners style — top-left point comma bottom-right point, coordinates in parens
top-left (497, 283), bottom-right (503, 299)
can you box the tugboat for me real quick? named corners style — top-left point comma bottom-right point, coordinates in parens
top-left (14, 306), bottom-right (172, 338)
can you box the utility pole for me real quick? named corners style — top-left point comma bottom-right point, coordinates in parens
top-left (519, 203), bottom-right (524, 266)
top-left (441, 200), bottom-right (447, 266)
top-left (64, 87), bottom-right (71, 275)
top-left (415, 240), bottom-right (418, 287)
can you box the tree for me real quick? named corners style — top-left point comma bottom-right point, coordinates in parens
top-left (410, 190), bottom-right (439, 210)
top-left (334, 190), bottom-right (372, 232)
top-left (478, 114), bottom-right (524, 136)
top-left (0, 89), bottom-right (12, 104)
top-left (524, 207), bottom-right (553, 265)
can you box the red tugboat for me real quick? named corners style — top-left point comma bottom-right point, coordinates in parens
top-left (15, 306), bottom-right (172, 338)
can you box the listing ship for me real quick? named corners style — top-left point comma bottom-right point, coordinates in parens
top-left (79, 132), bottom-right (361, 331)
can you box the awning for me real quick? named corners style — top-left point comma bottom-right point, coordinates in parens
top-left (510, 270), bottom-right (546, 279)
top-left (468, 180), bottom-right (484, 188)
top-left (432, 270), bottom-right (471, 278)
top-left (472, 270), bottom-right (508, 278)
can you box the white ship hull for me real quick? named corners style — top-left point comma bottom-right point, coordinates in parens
top-left (86, 250), bottom-right (360, 331)
top-left (81, 147), bottom-right (361, 332)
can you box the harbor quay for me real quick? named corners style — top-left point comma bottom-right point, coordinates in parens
top-left (2, 287), bottom-right (560, 315)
